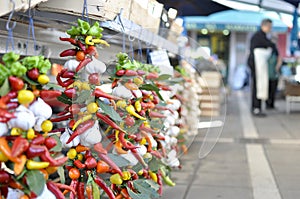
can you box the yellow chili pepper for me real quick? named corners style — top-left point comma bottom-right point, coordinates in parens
top-left (115, 130), bottom-right (120, 142)
top-left (85, 35), bottom-right (94, 45)
top-left (122, 171), bottom-right (131, 181)
top-left (11, 128), bottom-right (22, 136)
top-left (92, 38), bottom-right (110, 46)
top-left (72, 114), bottom-right (93, 131)
top-left (104, 126), bottom-right (112, 134)
top-left (0, 151), bottom-right (8, 162)
top-left (126, 105), bottom-right (146, 120)
top-left (26, 160), bottom-right (50, 170)
top-left (149, 170), bottom-right (158, 183)
top-left (27, 128), bottom-right (35, 140)
top-left (134, 101), bottom-right (142, 112)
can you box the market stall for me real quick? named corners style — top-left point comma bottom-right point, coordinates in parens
top-left (0, 0), bottom-right (206, 199)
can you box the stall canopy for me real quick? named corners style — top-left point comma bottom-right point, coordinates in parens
top-left (184, 10), bottom-right (288, 32)
top-left (159, 0), bottom-right (300, 16)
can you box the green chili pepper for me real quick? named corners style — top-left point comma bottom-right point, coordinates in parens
top-left (10, 62), bottom-right (27, 77)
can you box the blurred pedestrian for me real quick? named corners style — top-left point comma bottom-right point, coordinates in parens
top-left (247, 18), bottom-right (274, 117)
top-left (267, 38), bottom-right (282, 109)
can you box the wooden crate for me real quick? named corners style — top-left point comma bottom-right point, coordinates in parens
top-left (129, 0), bottom-right (161, 34)
top-left (284, 80), bottom-right (300, 96)
top-left (38, 0), bottom-right (131, 21)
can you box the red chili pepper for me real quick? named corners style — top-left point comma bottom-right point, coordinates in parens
top-left (128, 142), bottom-right (148, 168)
top-left (8, 76), bottom-right (24, 91)
top-left (0, 170), bottom-right (10, 183)
top-left (40, 148), bottom-right (68, 166)
top-left (0, 117), bottom-right (9, 122)
top-left (97, 153), bottom-right (123, 177)
top-left (0, 109), bottom-right (15, 119)
top-left (56, 72), bottom-right (75, 87)
top-left (112, 79), bottom-right (118, 88)
top-left (76, 57), bottom-right (92, 72)
top-left (84, 150), bottom-right (93, 159)
top-left (93, 88), bottom-right (121, 100)
top-left (85, 157), bottom-right (97, 169)
top-left (139, 124), bottom-right (156, 134)
top-left (39, 90), bottom-right (62, 99)
top-left (74, 159), bottom-right (86, 169)
top-left (85, 45), bottom-right (98, 57)
top-left (153, 133), bottom-right (165, 140)
top-left (140, 101), bottom-right (155, 110)
top-left (94, 142), bottom-right (107, 155)
top-left (157, 171), bottom-right (163, 195)
top-left (0, 91), bottom-right (17, 109)
top-left (118, 132), bottom-right (139, 150)
top-left (77, 181), bottom-right (85, 199)
top-left (59, 37), bottom-right (77, 45)
top-left (64, 88), bottom-right (76, 98)
top-left (154, 106), bottom-right (174, 114)
top-left (116, 69), bottom-right (125, 76)
top-left (60, 49), bottom-right (77, 57)
top-left (51, 114), bottom-right (73, 122)
top-left (136, 70), bottom-right (145, 76)
top-left (6, 102), bottom-right (18, 110)
top-left (45, 137), bottom-right (57, 150)
top-left (96, 112), bottom-right (124, 132)
top-left (124, 70), bottom-right (138, 76)
top-left (127, 169), bottom-right (138, 180)
top-left (26, 144), bottom-right (46, 159)
top-left (69, 179), bottom-right (78, 199)
top-left (149, 111), bottom-right (166, 118)
top-left (11, 137), bottom-right (29, 157)
top-left (88, 73), bottom-right (100, 85)
top-left (93, 175), bottom-right (116, 199)
top-left (145, 72), bottom-right (159, 79)
top-left (61, 70), bottom-right (75, 79)
top-left (0, 137), bottom-right (20, 163)
top-left (0, 186), bottom-right (8, 198)
top-left (77, 41), bottom-right (86, 52)
top-left (31, 135), bottom-right (45, 145)
top-left (66, 120), bottom-right (95, 144)
top-left (86, 183), bottom-right (94, 199)
top-left (46, 181), bottom-right (65, 199)
top-left (124, 115), bottom-right (135, 127)
top-left (54, 182), bottom-right (76, 195)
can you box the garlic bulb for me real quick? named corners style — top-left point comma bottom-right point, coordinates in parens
top-left (112, 85), bottom-right (133, 99)
top-left (29, 98), bottom-right (52, 119)
top-left (60, 128), bottom-right (80, 148)
top-left (79, 121), bottom-right (102, 147)
top-left (85, 58), bottom-right (106, 74)
top-left (8, 105), bottom-right (35, 130)
top-left (64, 59), bottom-right (79, 71)
top-left (0, 122), bottom-right (8, 136)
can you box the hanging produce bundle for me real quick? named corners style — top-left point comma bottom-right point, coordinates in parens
top-left (0, 18), bottom-right (197, 199)
top-left (0, 52), bottom-right (68, 199)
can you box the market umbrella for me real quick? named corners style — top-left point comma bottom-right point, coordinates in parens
top-left (290, 7), bottom-right (299, 55)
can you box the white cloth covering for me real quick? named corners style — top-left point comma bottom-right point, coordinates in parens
top-left (254, 48), bottom-right (272, 100)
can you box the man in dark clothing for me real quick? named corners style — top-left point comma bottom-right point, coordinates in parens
top-left (247, 18), bottom-right (274, 117)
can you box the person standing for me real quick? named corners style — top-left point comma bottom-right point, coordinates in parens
top-left (247, 18), bottom-right (274, 117)
top-left (267, 41), bottom-right (282, 109)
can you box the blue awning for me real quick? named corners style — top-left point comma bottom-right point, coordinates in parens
top-left (184, 10), bottom-right (288, 33)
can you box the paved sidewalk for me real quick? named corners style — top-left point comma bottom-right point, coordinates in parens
top-left (163, 91), bottom-right (300, 199)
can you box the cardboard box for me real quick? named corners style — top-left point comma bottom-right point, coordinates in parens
top-left (38, 0), bottom-right (131, 21)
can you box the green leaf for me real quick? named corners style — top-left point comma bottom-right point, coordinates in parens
top-left (74, 90), bottom-right (92, 104)
top-left (57, 93), bottom-right (72, 105)
top-left (165, 77), bottom-right (184, 84)
top-left (148, 158), bottom-right (164, 172)
top-left (22, 75), bottom-right (39, 86)
top-left (97, 100), bottom-right (122, 122)
top-left (0, 78), bottom-right (10, 96)
top-left (156, 74), bottom-right (172, 81)
top-left (26, 170), bottom-right (46, 196)
top-left (139, 84), bottom-right (160, 92)
top-left (50, 135), bottom-right (62, 152)
top-left (57, 166), bottom-right (65, 184)
top-left (127, 179), bottom-right (160, 199)
top-left (126, 119), bottom-right (144, 134)
top-left (107, 153), bottom-right (131, 167)
top-left (44, 82), bottom-right (63, 90)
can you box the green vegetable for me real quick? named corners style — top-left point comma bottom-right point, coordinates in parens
top-left (2, 52), bottom-right (20, 66)
top-left (22, 56), bottom-right (40, 70)
top-left (67, 26), bottom-right (81, 37)
top-left (78, 19), bottom-right (90, 35)
top-left (10, 62), bottom-right (27, 77)
top-left (37, 57), bottom-right (51, 74)
top-left (87, 21), bottom-right (103, 38)
top-left (0, 64), bottom-right (10, 84)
